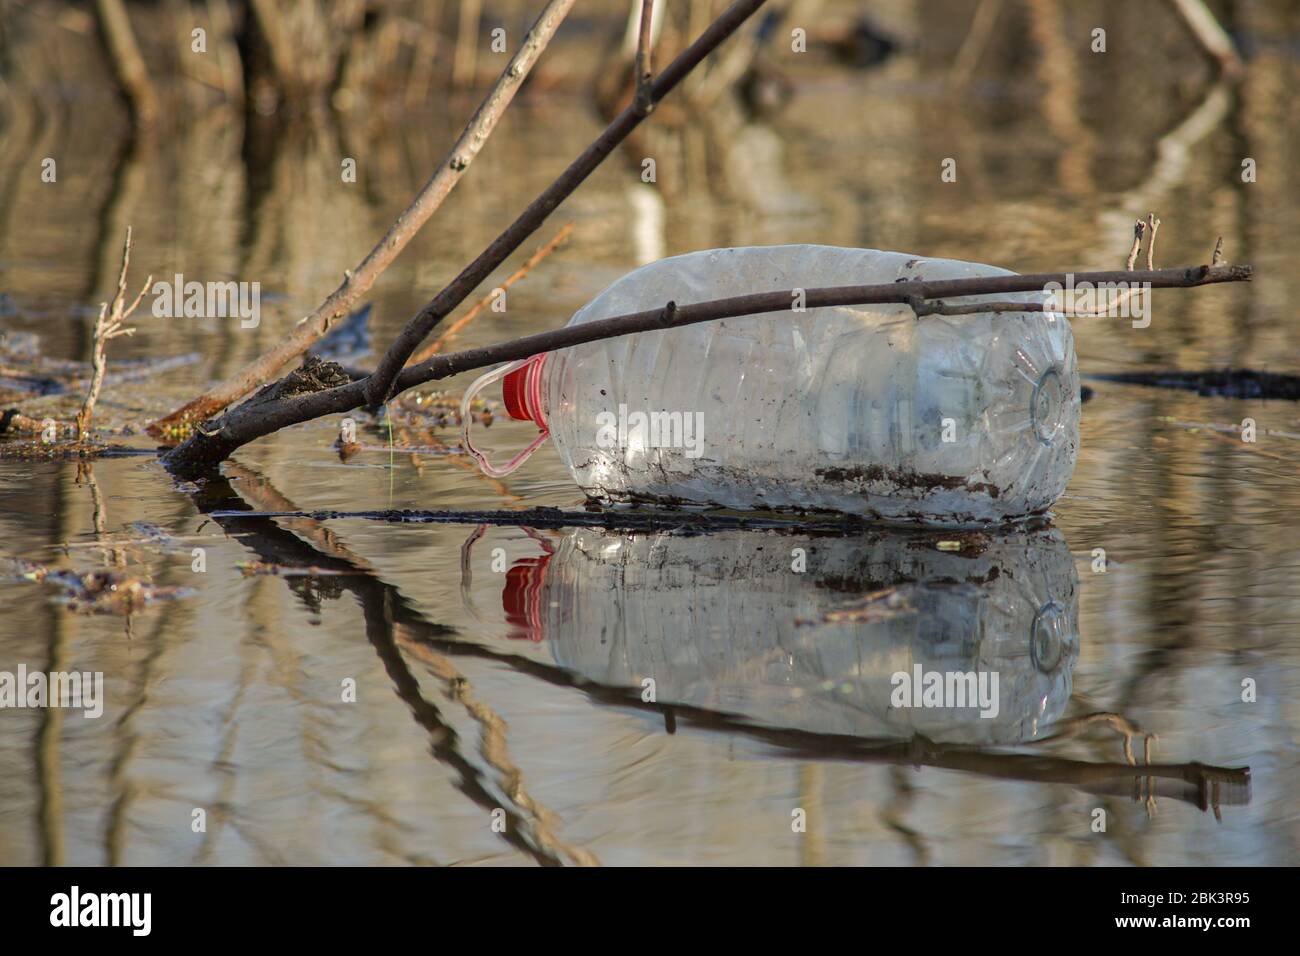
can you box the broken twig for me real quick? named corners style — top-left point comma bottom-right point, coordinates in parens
top-left (77, 227), bottom-right (151, 441)
top-left (634, 0), bottom-right (656, 114)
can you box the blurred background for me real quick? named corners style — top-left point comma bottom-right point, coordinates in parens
top-left (0, 0), bottom-right (1297, 865)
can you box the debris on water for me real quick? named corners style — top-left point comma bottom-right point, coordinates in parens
top-left (393, 389), bottom-right (495, 429)
top-left (6, 558), bottom-right (193, 615)
top-left (914, 532), bottom-right (990, 557)
top-left (254, 353), bottom-right (352, 401)
top-left (0, 437), bottom-right (145, 461)
top-left (1085, 368), bottom-right (1300, 401)
top-left (335, 437), bottom-right (363, 462)
top-left (2, 319), bottom-right (199, 403)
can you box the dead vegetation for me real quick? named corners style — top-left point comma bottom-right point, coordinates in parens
top-left (0, 228), bottom-right (153, 458)
top-left (7, 557), bottom-right (192, 616)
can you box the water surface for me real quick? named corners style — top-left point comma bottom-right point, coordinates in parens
top-left (1, 4), bottom-right (1297, 865)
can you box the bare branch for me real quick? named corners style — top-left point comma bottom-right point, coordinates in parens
top-left (148, 0), bottom-right (578, 437)
top-left (361, 0), bottom-right (771, 412)
top-left (634, 0), bottom-right (656, 114)
top-left (78, 228), bottom-right (146, 440)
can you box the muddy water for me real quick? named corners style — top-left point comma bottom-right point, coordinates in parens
top-left (2, 11), bottom-right (1299, 865)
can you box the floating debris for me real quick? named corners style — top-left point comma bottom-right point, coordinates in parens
top-left (1086, 368), bottom-right (1300, 401)
top-left (6, 559), bottom-right (193, 615)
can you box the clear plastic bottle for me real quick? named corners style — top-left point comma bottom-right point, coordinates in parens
top-left (462, 245), bottom-right (1079, 525)
top-left (496, 526), bottom-right (1078, 746)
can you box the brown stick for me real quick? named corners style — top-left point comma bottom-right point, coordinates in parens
top-left (1146, 213), bottom-right (1161, 270)
top-left (634, 0), bottom-right (656, 113)
top-left (407, 222), bottom-right (574, 366)
top-left (413, 266), bottom-right (1251, 375)
top-left (147, 0), bottom-right (577, 437)
top-left (77, 228), bottom-right (151, 440)
top-left (1126, 219), bottom-right (1146, 271)
top-left (162, 262), bottom-right (1251, 474)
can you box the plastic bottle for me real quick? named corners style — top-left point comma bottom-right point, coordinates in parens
top-left (494, 525), bottom-right (1078, 746)
top-left (461, 245), bottom-right (1080, 525)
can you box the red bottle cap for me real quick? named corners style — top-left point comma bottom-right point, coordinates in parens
top-left (502, 354), bottom-right (548, 428)
top-left (502, 554), bottom-right (551, 641)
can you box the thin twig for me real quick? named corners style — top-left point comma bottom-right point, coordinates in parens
top-left (77, 227), bottom-right (150, 441)
top-left (1126, 219), bottom-right (1146, 271)
top-left (634, 0), bottom-right (656, 114)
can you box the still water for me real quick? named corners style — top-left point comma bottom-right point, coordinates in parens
top-left (1, 6), bottom-right (1298, 865)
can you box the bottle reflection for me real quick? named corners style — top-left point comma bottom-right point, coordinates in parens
top-left (500, 525), bottom-right (1078, 746)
